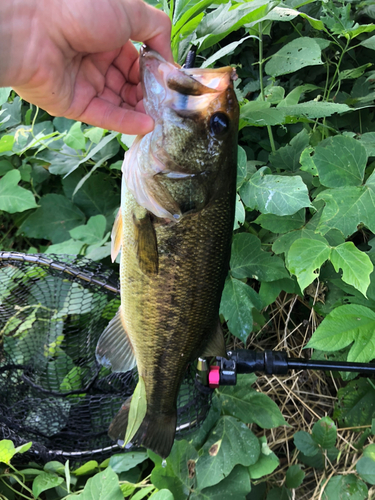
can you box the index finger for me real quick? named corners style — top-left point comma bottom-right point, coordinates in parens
top-left (125, 0), bottom-right (173, 63)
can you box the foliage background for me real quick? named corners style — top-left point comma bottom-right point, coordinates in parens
top-left (1, 0), bottom-right (375, 498)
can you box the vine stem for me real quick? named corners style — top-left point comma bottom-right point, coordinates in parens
top-left (258, 23), bottom-right (276, 154)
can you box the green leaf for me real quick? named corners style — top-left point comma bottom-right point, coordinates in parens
top-left (0, 170), bottom-right (38, 213)
top-left (322, 475), bottom-right (368, 500)
top-left (230, 233), bottom-right (289, 282)
top-left (36, 144), bottom-right (81, 176)
top-left (361, 34), bottom-right (375, 51)
top-left (312, 417), bottom-right (337, 449)
top-left (45, 238), bottom-right (83, 255)
top-left (248, 436), bottom-right (279, 480)
top-left (330, 242), bottom-right (373, 297)
top-left (357, 457), bottom-right (375, 485)
top-left (259, 278), bottom-right (300, 307)
top-left (240, 101), bottom-right (286, 127)
top-left (0, 440), bottom-right (32, 464)
top-left (150, 440), bottom-right (198, 500)
top-left (131, 486), bottom-right (155, 500)
top-left (240, 167), bottom-right (311, 216)
top-left (124, 377), bottom-right (147, 445)
top-left (313, 136), bottom-right (367, 188)
top-left (269, 129), bottom-right (310, 172)
top-left (109, 451), bottom-right (148, 473)
top-left (69, 214), bottom-right (106, 245)
top-left (293, 431), bottom-right (319, 457)
top-left (334, 379), bottom-right (375, 427)
top-left (76, 467), bottom-right (123, 500)
top-left (73, 461), bottom-right (99, 476)
top-left (278, 101), bottom-right (351, 120)
top-left (201, 36), bottom-right (255, 68)
top-left (218, 374), bottom-right (287, 428)
top-left (191, 465), bottom-right (251, 500)
top-left (255, 210), bottom-right (305, 234)
top-left (0, 134), bottom-right (14, 153)
top-left (64, 121), bottom-right (86, 150)
top-left (285, 464), bottom-right (305, 489)
top-left (0, 87), bottom-right (11, 106)
top-left (316, 174), bottom-right (375, 237)
top-left (195, 416), bottom-right (260, 490)
top-left (358, 132), bottom-right (375, 157)
top-left (150, 490), bottom-right (174, 500)
top-left (63, 171), bottom-right (119, 218)
top-left (32, 472), bottom-right (64, 498)
top-left (273, 227), bottom-right (328, 256)
top-left (265, 37), bottom-right (329, 77)
top-left (300, 146), bottom-right (318, 175)
top-left (219, 277), bottom-right (263, 342)
top-left (287, 238), bottom-right (331, 291)
top-left (84, 126), bottom-right (105, 144)
top-left (307, 304), bottom-right (375, 363)
top-left (20, 193), bottom-right (85, 243)
top-left (339, 64), bottom-right (373, 82)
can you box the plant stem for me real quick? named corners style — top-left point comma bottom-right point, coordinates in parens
top-left (258, 23), bottom-right (276, 154)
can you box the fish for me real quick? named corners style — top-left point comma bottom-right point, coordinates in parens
top-left (96, 46), bottom-right (239, 459)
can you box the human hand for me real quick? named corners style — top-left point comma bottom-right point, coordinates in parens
top-left (1, 0), bottom-right (173, 135)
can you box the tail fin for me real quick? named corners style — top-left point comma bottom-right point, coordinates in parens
top-left (108, 399), bottom-right (177, 459)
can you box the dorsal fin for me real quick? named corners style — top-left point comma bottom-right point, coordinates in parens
top-left (96, 307), bottom-right (136, 373)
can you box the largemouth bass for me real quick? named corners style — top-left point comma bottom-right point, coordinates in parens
top-left (96, 47), bottom-right (239, 458)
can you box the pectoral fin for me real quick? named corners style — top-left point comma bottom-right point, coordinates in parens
top-left (133, 209), bottom-right (159, 276)
top-left (96, 307), bottom-right (136, 372)
top-left (111, 209), bottom-right (123, 263)
top-left (200, 319), bottom-right (227, 358)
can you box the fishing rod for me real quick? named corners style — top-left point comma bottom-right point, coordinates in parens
top-left (197, 350), bottom-right (375, 388)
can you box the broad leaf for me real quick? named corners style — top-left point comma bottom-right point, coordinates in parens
top-left (150, 490), bottom-right (174, 500)
top-left (316, 172), bottom-right (375, 237)
top-left (307, 304), bottom-right (375, 363)
top-left (220, 278), bottom-right (263, 342)
top-left (265, 37), bottom-right (329, 77)
top-left (191, 465), bottom-right (251, 500)
top-left (20, 193), bottom-right (85, 243)
top-left (217, 374), bottom-right (287, 428)
top-left (287, 238), bottom-right (331, 291)
top-left (32, 473), bottom-right (64, 498)
top-left (277, 101), bottom-right (351, 119)
top-left (330, 242), bottom-right (373, 297)
top-left (150, 440), bottom-right (198, 500)
top-left (293, 431), bottom-right (319, 457)
top-left (358, 132), bottom-right (375, 157)
top-left (269, 129), bottom-right (310, 172)
top-left (311, 417), bottom-right (337, 449)
top-left (195, 416), bottom-right (260, 490)
top-left (69, 214), bottom-right (107, 245)
top-left (73, 461), bottom-right (99, 476)
top-left (334, 378), bottom-right (375, 427)
top-left (0, 440), bottom-right (32, 464)
top-left (240, 101), bottom-right (285, 127)
top-left (313, 136), bottom-right (367, 187)
top-left (230, 233), bottom-right (289, 282)
top-left (285, 465), bottom-right (305, 489)
top-left (76, 467), bottom-right (123, 500)
top-left (248, 436), bottom-right (279, 480)
top-left (255, 210), bottom-right (305, 234)
top-left (201, 36), bottom-right (254, 68)
top-left (272, 228), bottom-right (328, 256)
top-left (64, 121), bottom-right (86, 150)
top-left (322, 475), bottom-right (368, 500)
top-left (0, 170), bottom-right (38, 213)
top-left (109, 451), bottom-right (148, 474)
top-left (240, 167), bottom-right (310, 216)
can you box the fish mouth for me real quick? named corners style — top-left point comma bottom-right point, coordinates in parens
top-left (140, 46), bottom-right (237, 117)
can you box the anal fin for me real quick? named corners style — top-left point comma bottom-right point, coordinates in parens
top-left (133, 209), bottom-right (159, 276)
top-left (96, 307), bottom-right (136, 372)
top-left (200, 319), bottom-right (227, 358)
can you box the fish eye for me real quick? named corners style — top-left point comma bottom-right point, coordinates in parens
top-left (209, 112), bottom-right (229, 136)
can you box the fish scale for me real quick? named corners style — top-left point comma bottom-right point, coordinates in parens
top-left (96, 47), bottom-right (239, 458)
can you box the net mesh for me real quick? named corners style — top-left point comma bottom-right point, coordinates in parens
top-left (0, 252), bottom-right (211, 464)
